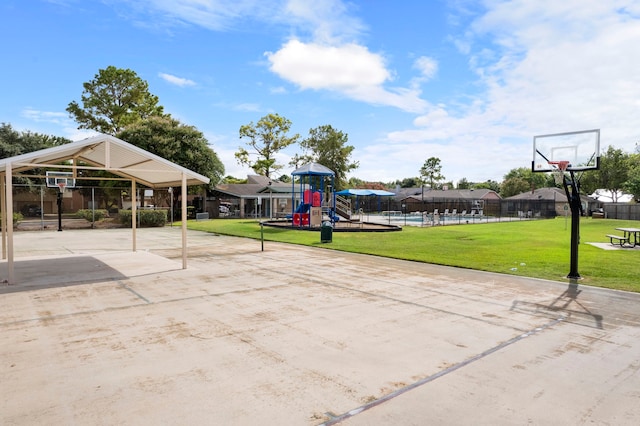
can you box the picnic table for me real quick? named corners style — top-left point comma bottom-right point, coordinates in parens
top-left (609, 227), bottom-right (640, 247)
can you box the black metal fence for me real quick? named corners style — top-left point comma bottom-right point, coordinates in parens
top-left (603, 203), bottom-right (640, 220)
top-left (356, 198), bottom-right (561, 219)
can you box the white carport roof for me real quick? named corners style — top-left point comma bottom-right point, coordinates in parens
top-left (0, 134), bottom-right (210, 188)
top-left (1, 134), bottom-right (210, 285)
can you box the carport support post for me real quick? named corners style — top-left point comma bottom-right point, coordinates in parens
top-left (181, 173), bottom-right (187, 269)
top-left (5, 163), bottom-right (14, 284)
top-left (1, 173), bottom-right (5, 259)
top-left (132, 180), bottom-right (137, 252)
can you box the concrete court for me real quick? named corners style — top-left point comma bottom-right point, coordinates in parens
top-left (1, 227), bottom-right (639, 425)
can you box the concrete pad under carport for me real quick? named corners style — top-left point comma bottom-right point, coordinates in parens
top-left (1, 227), bottom-right (639, 425)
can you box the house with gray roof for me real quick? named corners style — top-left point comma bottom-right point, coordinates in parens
top-left (208, 175), bottom-right (302, 218)
top-left (504, 187), bottom-right (596, 217)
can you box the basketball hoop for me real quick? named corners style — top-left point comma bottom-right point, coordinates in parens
top-left (548, 160), bottom-right (571, 185)
top-left (57, 182), bottom-right (67, 194)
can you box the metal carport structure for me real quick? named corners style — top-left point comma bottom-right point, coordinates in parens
top-left (0, 134), bottom-right (210, 284)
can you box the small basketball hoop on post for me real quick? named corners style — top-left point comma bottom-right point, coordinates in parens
top-left (548, 160), bottom-right (571, 185)
top-left (57, 181), bottom-right (67, 194)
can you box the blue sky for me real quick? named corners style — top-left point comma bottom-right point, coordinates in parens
top-left (2, 0), bottom-right (639, 184)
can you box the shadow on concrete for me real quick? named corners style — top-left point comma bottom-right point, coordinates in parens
top-left (510, 283), bottom-right (604, 329)
top-left (0, 255), bottom-right (127, 293)
top-left (0, 251), bottom-right (180, 294)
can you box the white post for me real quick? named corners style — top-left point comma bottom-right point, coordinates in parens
top-left (181, 173), bottom-right (187, 269)
top-left (1, 173), bottom-right (5, 260)
top-left (40, 185), bottom-right (44, 230)
top-left (131, 180), bottom-right (137, 252)
top-left (6, 163), bottom-right (14, 284)
top-left (168, 187), bottom-right (173, 227)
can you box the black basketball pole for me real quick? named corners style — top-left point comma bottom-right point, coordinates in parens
top-left (57, 191), bottom-right (63, 232)
top-left (562, 171), bottom-right (582, 279)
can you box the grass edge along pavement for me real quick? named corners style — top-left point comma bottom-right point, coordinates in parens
top-left (187, 218), bottom-right (640, 293)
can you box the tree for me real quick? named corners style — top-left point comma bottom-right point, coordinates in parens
top-left (395, 177), bottom-right (420, 188)
top-left (420, 157), bottom-right (445, 189)
top-left (0, 123), bottom-right (71, 191)
top-left (499, 167), bottom-right (549, 197)
top-left (67, 66), bottom-right (165, 135)
top-left (457, 178), bottom-right (471, 189)
top-left (624, 156), bottom-right (640, 202)
top-left (473, 179), bottom-right (501, 192)
top-left (236, 113), bottom-right (299, 178)
top-left (624, 144), bottom-right (640, 201)
top-left (290, 125), bottom-right (358, 190)
top-left (500, 177), bottom-right (530, 198)
top-left (580, 146), bottom-right (630, 202)
top-left (117, 116), bottom-right (225, 189)
top-left (1, 123), bottom-right (70, 158)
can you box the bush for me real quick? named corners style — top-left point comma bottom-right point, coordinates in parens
top-left (76, 209), bottom-right (109, 222)
top-left (1, 212), bottom-right (23, 226)
top-left (118, 209), bottom-right (167, 227)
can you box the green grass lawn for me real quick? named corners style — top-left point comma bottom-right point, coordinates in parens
top-left (187, 217), bottom-right (640, 292)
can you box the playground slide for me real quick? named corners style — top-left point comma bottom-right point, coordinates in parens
top-left (295, 203), bottom-right (311, 214)
top-left (327, 209), bottom-right (341, 222)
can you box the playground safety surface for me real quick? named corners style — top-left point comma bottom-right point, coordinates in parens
top-left (2, 227), bottom-right (640, 424)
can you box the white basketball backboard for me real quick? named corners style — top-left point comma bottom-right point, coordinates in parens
top-left (532, 129), bottom-right (600, 172)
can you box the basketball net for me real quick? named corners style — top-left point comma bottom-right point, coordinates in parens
top-left (548, 161), bottom-right (570, 185)
top-left (57, 182), bottom-right (67, 194)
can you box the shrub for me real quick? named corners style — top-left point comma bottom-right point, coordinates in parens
top-left (118, 209), bottom-right (167, 227)
top-left (76, 209), bottom-right (109, 222)
top-left (0, 213), bottom-right (23, 229)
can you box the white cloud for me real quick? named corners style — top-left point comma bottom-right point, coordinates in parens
top-left (413, 56), bottom-right (438, 80)
top-left (233, 103), bottom-right (261, 112)
top-left (159, 72), bottom-right (196, 87)
top-left (266, 40), bottom-right (428, 113)
top-left (126, 0), bottom-right (279, 31)
top-left (371, 1), bottom-right (640, 183)
top-left (270, 86), bottom-right (287, 94)
top-left (120, 1), bottom-right (429, 113)
top-left (122, 0), bottom-right (365, 38)
top-left (283, 0), bottom-right (366, 43)
top-left (21, 108), bottom-right (67, 124)
top-left (20, 108), bottom-right (98, 141)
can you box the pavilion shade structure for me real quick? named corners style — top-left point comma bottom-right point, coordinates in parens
top-left (0, 134), bottom-right (210, 284)
top-left (0, 134), bottom-right (209, 188)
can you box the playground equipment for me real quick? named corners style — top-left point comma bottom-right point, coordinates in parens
top-left (290, 163), bottom-right (338, 228)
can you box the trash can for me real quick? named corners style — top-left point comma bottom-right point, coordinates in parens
top-left (321, 221), bottom-right (333, 243)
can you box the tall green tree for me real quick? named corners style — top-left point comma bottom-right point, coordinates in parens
top-left (290, 124), bottom-right (358, 190)
top-left (420, 157), bottom-right (445, 189)
top-left (236, 113), bottom-right (299, 178)
top-left (67, 66), bottom-right (165, 135)
top-left (117, 116), bottom-right (225, 189)
top-left (500, 167), bottom-right (549, 197)
top-left (580, 146), bottom-right (629, 202)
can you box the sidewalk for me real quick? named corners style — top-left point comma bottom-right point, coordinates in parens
top-left (2, 227), bottom-right (640, 425)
